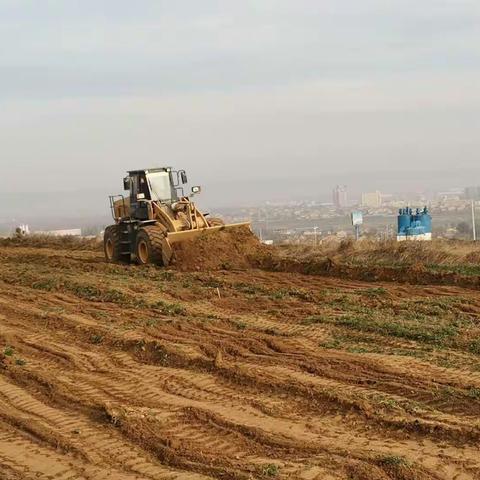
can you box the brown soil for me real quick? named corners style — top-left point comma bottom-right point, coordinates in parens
top-left (171, 225), bottom-right (271, 271)
top-left (0, 244), bottom-right (480, 479)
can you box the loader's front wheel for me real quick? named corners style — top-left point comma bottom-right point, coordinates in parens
top-left (135, 226), bottom-right (164, 266)
top-left (104, 225), bottom-right (129, 263)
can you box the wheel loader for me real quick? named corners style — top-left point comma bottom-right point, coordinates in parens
top-left (104, 167), bottom-right (249, 266)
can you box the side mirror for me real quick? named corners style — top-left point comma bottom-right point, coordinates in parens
top-left (191, 186), bottom-right (201, 194)
top-left (123, 176), bottom-right (130, 190)
top-left (180, 171), bottom-right (188, 184)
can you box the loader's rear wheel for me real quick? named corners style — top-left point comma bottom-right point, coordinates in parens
top-left (104, 225), bottom-right (130, 263)
top-left (135, 226), bottom-right (164, 266)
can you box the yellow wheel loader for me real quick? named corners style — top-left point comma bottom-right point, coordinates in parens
top-left (104, 167), bottom-right (249, 266)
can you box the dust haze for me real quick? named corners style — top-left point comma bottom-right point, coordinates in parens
top-left (1, 0), bottom-right (480, 229)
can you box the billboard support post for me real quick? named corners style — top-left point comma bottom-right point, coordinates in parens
top-left (351, 211), bottom-right (363, 241)
top-left (472, 201), bottom-right (477, 242)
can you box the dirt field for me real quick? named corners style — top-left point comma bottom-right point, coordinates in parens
top-left (1, 243), bottom-right (480, 479)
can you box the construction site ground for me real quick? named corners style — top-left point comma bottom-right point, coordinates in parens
top-left (1, 243), bottom-right (480, 480)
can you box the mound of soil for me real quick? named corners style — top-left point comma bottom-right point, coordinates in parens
top-left (171, 225), bottom-right (271, 271)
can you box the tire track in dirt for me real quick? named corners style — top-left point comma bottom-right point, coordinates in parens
top-left (2, 306), bottom-right (476, 478)
top-left (8, 288), bottom-right (480, 425)
top-left (1, 246), bottom-right (480, 479)
top-left (1, 284), bottom-right (478, 432)
top-left (0, 376), bottom-right (212, 479)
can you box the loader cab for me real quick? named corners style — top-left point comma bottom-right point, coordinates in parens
top-left (125, 168), bottom-right (180, 220)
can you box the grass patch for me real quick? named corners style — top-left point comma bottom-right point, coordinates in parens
top-left (335, 314), bottom-right (459, 347)
top-left (301, 315), bottom-right (329, 326)
top-left (360, 287), bottom-right (388, 297)
top-left (90, 334), bottom-right (104, 344)
top-left (270, 288), bottom-right (315, 302)
top-left (427, 263), bottom-right (480, 277)
top-left (3, 346), bottom-right (14, 356)
top-left (199, 276), bottom-right (224, 289)
top-left (157, 270), bottom-right (176, 281)
top-left (377, 396), bottom-right (401, 411)
top-left (305, 310), bottom-right (467, 350)
top-left (346, 345), bottom-right (377, 354)
top-left (469, 339), bottom-right (480, 354)
top-left (261, 464), bottom-right (279, 477)
top-left (320, 338), bottom-right (342, 349)
top-left (376, 455), bottom-right (410, 468)
top-left (66, 283), bottom-right (130, 304)
top-left (152, 300), bottom-right (186, 316)
top-left (32, 278), bottom-right (59, 291)
top-left (234, 282), bottom-right (263, 295)
top-left (145, 318), bottom-right (159, 327)
top-left (468, 387), bottom-right (480, 399)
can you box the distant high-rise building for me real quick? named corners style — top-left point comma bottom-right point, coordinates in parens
top-left (332, 185), bottom-right (348, 208)
top-left (465, 186), bottom-right (480, 201)
top-left (361, 191), bottom-right (382, 208)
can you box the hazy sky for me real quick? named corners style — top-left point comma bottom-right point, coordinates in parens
top-left (1, 0), bottom-right (480, 218)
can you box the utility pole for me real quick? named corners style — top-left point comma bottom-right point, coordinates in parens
top-left (313, 226), bottom-right (318, 247)
top-left (472, 200), bottom-right (477, 241)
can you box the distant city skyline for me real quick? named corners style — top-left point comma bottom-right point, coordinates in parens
top-left (1, 0), bottom-right (479, 215)
top-left (2, 179), bottom-right (479, 235)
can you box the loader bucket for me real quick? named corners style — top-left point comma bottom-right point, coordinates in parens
top-left (161, 222), bottom-right (251, 266)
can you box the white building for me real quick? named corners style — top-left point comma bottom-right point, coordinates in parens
top-left (34, 229), bottom-right (82, 237)
top-left (361, 191), bottom-right (382, 208)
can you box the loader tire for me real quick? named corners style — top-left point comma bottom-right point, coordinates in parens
top-left (104, 225), bottom-right (130, 263)
top-left (207, 217), bottom-right (225, 227)
top-left (135, 226), bottom-right (164, 266)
